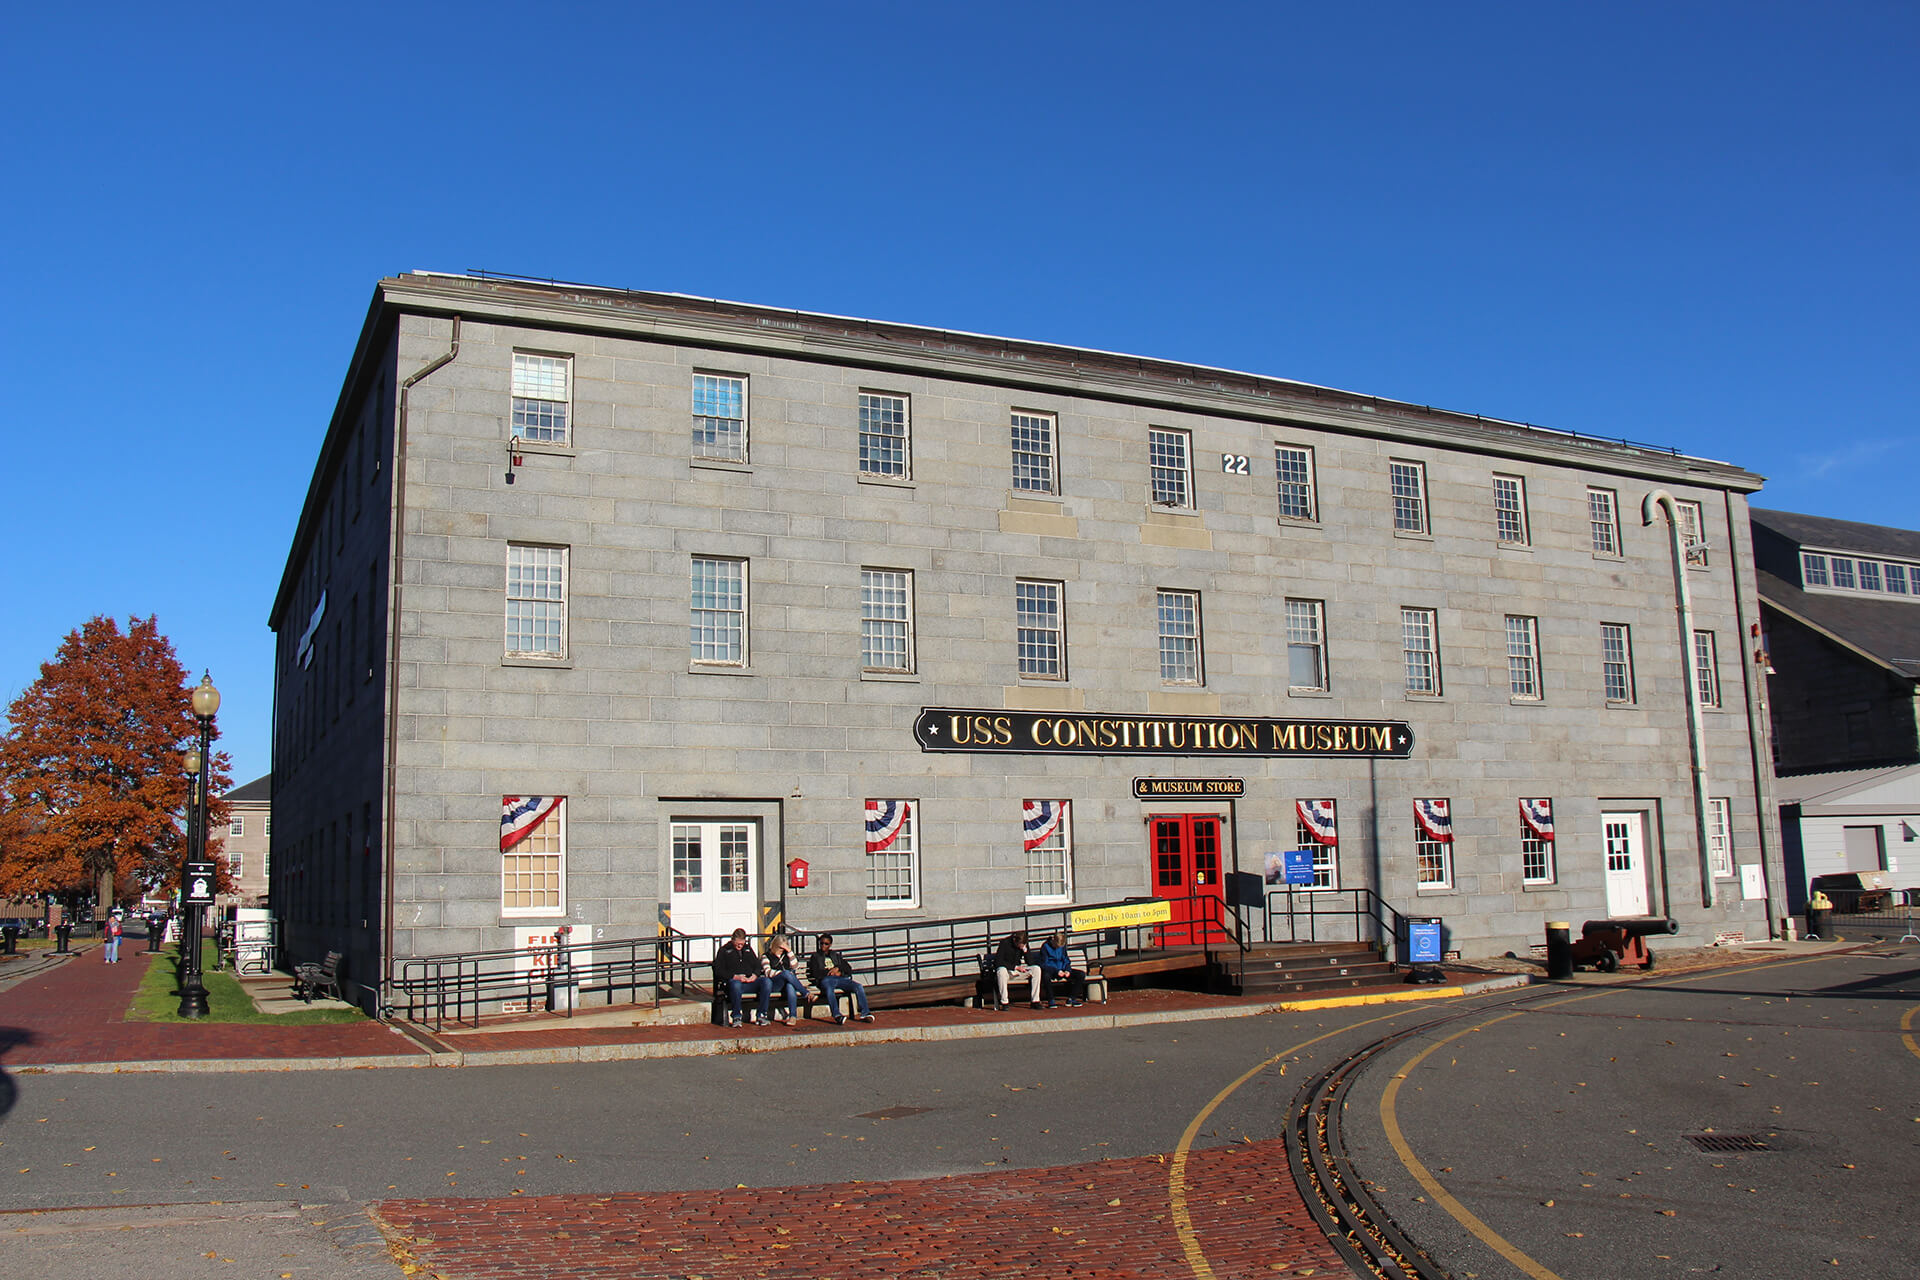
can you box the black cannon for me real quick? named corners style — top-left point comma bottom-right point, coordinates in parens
top-left (1568, 916), bottom-right (1678, 973)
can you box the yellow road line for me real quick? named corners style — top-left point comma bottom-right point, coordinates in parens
top-left (1902, 1003), bottom-right (1920, 1063)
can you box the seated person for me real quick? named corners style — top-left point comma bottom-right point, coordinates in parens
top-left (805, 933), bottom-right (874, 1023)
top-left (1038, 930), bottom-right (1088, 1007)
top-left (762, 932), bottom-right (809, 1024)
top-left (713, 928), bottom-right (773, 1027)
top-left (993, 929), bottom-right (1043, 1010)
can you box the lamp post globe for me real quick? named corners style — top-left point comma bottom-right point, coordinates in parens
top-left (177, 672), bottom-right (220, 1019)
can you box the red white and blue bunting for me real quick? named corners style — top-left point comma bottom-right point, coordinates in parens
top-left (1296, 799), bottom-right (1338, 846)
top-left (1022, 800), bottom-right (1065, 851)
top-left (501, 796), bottom-right (563, 851)
top-left (1413, 798), bottom-right (1453, 843)
top-left (865, 799), bottom-right (912, 854)
top-left (1520, 798), bottom-right (1555, 842)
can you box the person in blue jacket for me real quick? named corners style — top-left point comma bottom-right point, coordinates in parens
top-left (1037, 930), bottom-right (1087, 1007)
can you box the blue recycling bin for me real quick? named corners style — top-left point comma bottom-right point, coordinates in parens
top-left (1401, 917), bottom-right (1443, 965)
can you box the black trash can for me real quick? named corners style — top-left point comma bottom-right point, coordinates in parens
top-left (2, 925), bottom-right (18, 955)
top-left (1544, 921), bottom-right (1574, 979)
top-left (1805, 907), bottom-right (1831, 939)
top-left (54, 924), bottom-right (72, 954)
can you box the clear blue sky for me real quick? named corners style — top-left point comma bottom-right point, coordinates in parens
top-left (2, 2), bottom-right (1914, 786)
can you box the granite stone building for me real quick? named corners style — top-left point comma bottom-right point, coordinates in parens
top-left (270, 272), bottom-right (1784, 1007)
top-left (218, 774), bottom-right (272, 908)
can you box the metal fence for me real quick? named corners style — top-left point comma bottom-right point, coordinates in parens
top-left (1809, 889), bottom-right (1920, 942)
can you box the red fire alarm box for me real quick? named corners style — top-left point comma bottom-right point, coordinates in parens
top-left (787, 858), bottom-right (809, 889)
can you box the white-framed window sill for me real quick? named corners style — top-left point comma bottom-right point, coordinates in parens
top-left (1509, 695), bottom-right (1545, 707)
top-left (689, 663), bottom-right (755, 677)
top-left (858, 475), bottom-right (916, 492)
top-left (500, 910), bottom-right (569, 921)
top-left (1276, 517), bottom-right (1322, 530)
top-left (692, 457), bottom-right (752, 475)
top-left (1287, 688), bottom-right (1333, 699)
top-left (1604, 699), bottom-right (1638, 710)
top-left (864, 902), bottom-right (922, 915)
top-left (1393, 529), bottom-right (1434, 541)
top-left (1591, 550), bottom-right (1626, 563)
top-left (513, 439), bottom-right (575, 459)
top-left (503, 656), bottom-right (573, 670)
top-left (1496, 541), bottom-right (1533, 553)
top-left (1521, 880), bottom-right (1558, 892)
top-left (861, 671), bottom-right (920, 684)
top-left (1404, 692), bottom-right (1445, 702)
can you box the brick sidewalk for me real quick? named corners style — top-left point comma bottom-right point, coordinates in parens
top-left (0, 947), bottom-right (422, 1066)
top-left (376, 1137), bottom-right (1341, 1280)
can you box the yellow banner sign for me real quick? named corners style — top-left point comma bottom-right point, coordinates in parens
top-left (1071, 900), bottom-right (1174, 931)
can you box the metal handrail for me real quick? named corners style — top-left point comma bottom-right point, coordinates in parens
top-left (1261, 888), bottom-right (1412, 962)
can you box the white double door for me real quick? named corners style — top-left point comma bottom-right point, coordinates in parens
top-left (1601, 811), bottom-right (1650, 917)
top-left (669, 820), bottom-right (759, 960)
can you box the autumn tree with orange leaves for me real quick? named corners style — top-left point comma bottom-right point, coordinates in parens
top-left (0, 616), bottom-right (229, 910)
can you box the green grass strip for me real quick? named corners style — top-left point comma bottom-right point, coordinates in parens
top-left (126, 941), bottom-right (364, 1025)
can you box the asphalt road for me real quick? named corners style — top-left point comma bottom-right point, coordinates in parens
top-left (1340, 945), bottom-right (1920, 1279)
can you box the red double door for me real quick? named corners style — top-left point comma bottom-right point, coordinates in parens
top-left (1151, 813), bottom-right (1229, 945)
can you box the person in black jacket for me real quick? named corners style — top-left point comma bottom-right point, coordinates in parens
top-left (993, 930), bottom-right (1042, 1010)
top-left (805, 934), bottom-right (873, 1023)
top-left (713, 928), bottom-right (772, 1027)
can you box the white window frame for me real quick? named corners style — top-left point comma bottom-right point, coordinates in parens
top-left (1800, 552), bottom-right (1829, 587)
top-left (1505, 614), bottom-right (1542, 700)
top-left (510, 351), bottom-right (571, 445)
top-left (1858, 560), bottom-right (1883, 592)
top-left (1520, 806), bottom-right (1555, 885)
top-left (1601, 622), bottom-right (1635, 703)
top-left (1010, 410), bottom-right (1058, 495)
top-left (1493, 474), bottom-right (1529, 545)
top-left (865, 798), bottom-right (919, 908)
top-left (1692, 630), bottom-right (1720, 708)
top-left (1707, 797), bottom-right (1733, 879)
top-left (1676, 499), bottom-right (1708, 567)
top-left (1390, 460), bottom-right (1429, 534)
top-left (1286, 598), bottom-right (1327, 692)
top-left (1830, 556), bottom-right (1857, 589)
top-left (1415, 803), bottom-right (1453, 889)
top-left (506, 544), bottom-right (568, 659)
top-left (858, 391), bottom-right (911, 480)
top-left (502, 797), bottom-right (566, 917)
top-left (1148, 427), bottom-right (1193, 508)
top-left (1887, 563), bottom-right (1910, 595)
top-left (691, 372), bottom-right (748, 463)
top-left (1297, 802), bottom-right (1338, 890)
top-left (1156, 589), bottom-right (1203, 685)
top-left (229, 816), bottom-right (245, 838)
top-left (227, 850), bottom-right (243, 878)
top-left (1401, 607), bottom-right (1441, 696)
top-left (860, 568), bottom-right (915, 674)
top-left (1275, 444), bottom-right (1318, 522)
top-left (1016, 579), bottom-right (1066, 680)
top-left (690, 555), bottom-right (748, 667)
top-left (1588, 487), bottom-right (1620, 555)
top-left (1023, 800), bottom-right (1074, 905)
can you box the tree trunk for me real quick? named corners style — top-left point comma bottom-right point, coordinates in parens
top-left (97, 865), bottom-right (114, 917)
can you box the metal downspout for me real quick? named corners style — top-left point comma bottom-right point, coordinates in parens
top-left (1721, 491), bottom-right (1781, 935)
top-left (1643, 489), bottom-right (1715, 910)
top-left (381, 315), bottom-right (460, 1011)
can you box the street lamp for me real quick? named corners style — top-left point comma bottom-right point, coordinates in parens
top-left (178, 673), bottom-right (220, 1018)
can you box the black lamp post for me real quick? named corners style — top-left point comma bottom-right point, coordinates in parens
top-left (178, 673), bottom-right (220, 1018)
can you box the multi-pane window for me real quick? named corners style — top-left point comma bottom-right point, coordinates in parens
top-left (1296, 800), bottom-right (1338, 890)
top-left (1401, 607), bottom-right (1440, 695)
top-left (860, 569), bottom-right (915, 674)
top-left (1148, 427), bottom-right (1193, 508)
top-left (1023, 800), bottom-right (1073, 904)
top-left (1692, 630), bottom-right (1720, 707)
top-left (1010, 411), bottom-right (1058, 494)
top-left (264, 816), bottom-right (272, 838)
top-left (510, 352), bottom-right (570, 444)
top-left (1830, 557), bottom-right (1857, 589)
top-left (864, 799), bottom-right (918, 906)
top-left (858, 392), bottom-right (910, 479)
top-left (690, 556), bottom-right (747, 665)
top-left (1286, 599), bottom-right (1327, 691)
top-left (1414, 799), bottom-right (1453, 889)
top-left (1276, 445), bottom-right (1317, 521)
top-left (1157, 590), bottom-right (1202, 684)
top-left (1493, 475), bottom-right (1529, 545)
top-left (1390, 461), bottom-right (1428, 533)
top-left (1889, 564), bottom-right (1911, 595)
top-left (1505, 614), bottom-right (1541, 699)
top-left (1601, 622), bottom-right (1635, 702)
top-left (1708, 797), bottom-right (1733, 879)
top-left (1800, 552), bottom-right (1829, 586)
top-left (1520, 800), bottom-right (1555, 884)
top-left (691, 373), bottom-right (747, 462)
top-left (1016, 579), bottom-right (1065, 678)
top-left (506, 544), bottom-right (567, 658)
top-left (502, 797), bottom-right (564, 914)
top-left (227, 850), bottom-right (243, 878)
top-left (1588, 487), bottom-right (1620, 554)
top-left (1858, 561), bottom-right (1883, 592)
top-left (230, 816), bottom-right (245, 837)
top-left (1676, 500), bottom-right (1708, 566)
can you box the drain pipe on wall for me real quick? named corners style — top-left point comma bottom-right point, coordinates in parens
top-left (1643, 489), bottom-right (1715, 910)
top-left (381, 314), bottom-right (461, 1012)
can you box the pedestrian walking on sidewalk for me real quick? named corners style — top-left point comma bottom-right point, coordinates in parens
top-left (102, 913), bottom-right (123, 964)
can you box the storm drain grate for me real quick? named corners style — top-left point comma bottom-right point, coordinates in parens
top-left (1684, 1133), bottom-right (1771, 1152)
top-left (858, 1105), bottom-right (935, 1120)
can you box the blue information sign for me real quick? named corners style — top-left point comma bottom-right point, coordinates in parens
top-left (1282, 848), bottom-right (1315, 886)
top-left (1405, 918), bottom-right (1443, 964)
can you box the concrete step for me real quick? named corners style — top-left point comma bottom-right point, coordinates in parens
top-left (1237, 963), bottom-right (1402, 995)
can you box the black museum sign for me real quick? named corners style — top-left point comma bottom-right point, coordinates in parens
top-left (913, 708), bottom-right (1414, 759)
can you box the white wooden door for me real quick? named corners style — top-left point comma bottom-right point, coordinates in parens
top-left (669, 821), bottom-right (757, 961)
top-left (1602, 811), bottom-right (1649, 917)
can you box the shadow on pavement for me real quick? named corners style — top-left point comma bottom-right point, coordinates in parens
top-left (0, 1026), bottom-right (35, 1117)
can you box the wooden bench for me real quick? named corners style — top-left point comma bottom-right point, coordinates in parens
top-left (293, 951), bottom-right (343, 1003)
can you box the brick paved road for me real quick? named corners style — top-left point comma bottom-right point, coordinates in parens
top-left (377, 1138), bottom-right (1341, 1279)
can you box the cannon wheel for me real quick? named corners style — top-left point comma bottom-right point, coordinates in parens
top-left (1640, 952), bottom-right (1656, 971)
top-left (1595, 951), bottom-right (1620, 973)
